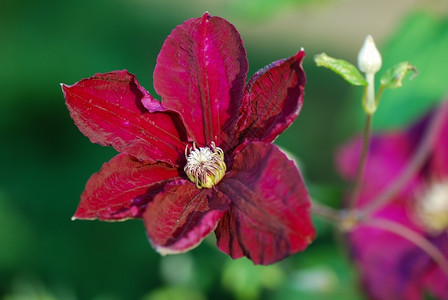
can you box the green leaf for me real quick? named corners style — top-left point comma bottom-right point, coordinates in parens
top-left (380, 62), bottom-right (418, 89)
top-left (314, 53), bottom-right (367, 86)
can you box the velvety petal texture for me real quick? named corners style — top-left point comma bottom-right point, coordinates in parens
top-left (74, 153), bottom-right (182, 220)
top-left (63, 13), bottom-right (313, 265)
top-left (63, 70), bottom-right (187, 165)
top-left (215, 142), bottom-right (315, 265)
top-left (154, 12), bottom-right (248, 150)
top-left (144, 181), bottom-right (229, 254)
top-left (237, 50), bottom-right (306, 143)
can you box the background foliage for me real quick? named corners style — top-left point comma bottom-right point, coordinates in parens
top-left (1, 0), bottom-right (447, 299)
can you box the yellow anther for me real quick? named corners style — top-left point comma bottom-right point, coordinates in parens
top-left (184, 142), bottom-right (226, 189)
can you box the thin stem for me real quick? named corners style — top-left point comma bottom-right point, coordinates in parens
top-left (348, 113), bottom-right (372, 211)
top-left (375, 84), bottom-right (385, 107)
top-left (311, 200), bottom-right (343, 224)
top-left (364, 72), bottom-right (376, 114)
top-left (361, 85), bottom-right (367, 111)
top-left (359, 99), bottom-right (448, 218)
top-left (361, 217), bottom-right (448, 278)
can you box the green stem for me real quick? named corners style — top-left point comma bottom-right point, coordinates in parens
top-left (375, 84), bottom-right (385, 107)
top-left (348, 113), bottom-right (372, 211)
top-left (364, 72), bottom-right (376, 114)
top-left (311, 200), bottom-right (343, 223)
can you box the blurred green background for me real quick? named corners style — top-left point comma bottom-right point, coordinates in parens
top-left (1, 0), bottom-right (448, 299)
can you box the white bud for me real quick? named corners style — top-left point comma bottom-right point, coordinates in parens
top-left (358, 35), bottom-right (382, 74)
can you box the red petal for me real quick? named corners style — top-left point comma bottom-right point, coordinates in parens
top-left (154, 12), bottom-right (248, 150)
top-left (215, 142), bottom-right (315, 265)
top-left (337, 107), bottom-right (448, 299)
top-left (236, 50), bottom-right (306, 143)
top-left (336, 101), bottom-right (448, 299)
top-left (350, 218), bottom-right (425, 300)
top-left (73, 153), bottom-right (181, 220)
top-left (349, 205), bottom-right (446, 300)
top-left (144, 180), bottom-right (230, 254)
top-left (62, 70), bottom-right (187, 165)
top-left (423, 236), bottom-right (448, 299)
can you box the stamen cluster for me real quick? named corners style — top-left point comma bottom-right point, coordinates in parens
top-left (184, 142), bottom-right (226, 189)
top-left (416, 180), bottom-right (448, 233)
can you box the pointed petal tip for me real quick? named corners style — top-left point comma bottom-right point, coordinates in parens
top-left (295, 48), bottom-right (306, 59)
top-left (71, 210), bottom-right (98, 221)
top-left (154, 11), bottom-right (247, 147)
top-left (201, 11), bottom-right (211, 23)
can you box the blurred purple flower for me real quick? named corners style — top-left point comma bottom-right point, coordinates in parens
top-left (62, 13), bottom-right (315, 265)
top-left (337, 100), bottom-right (448, 299)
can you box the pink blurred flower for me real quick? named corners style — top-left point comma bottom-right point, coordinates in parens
top-left (337, 101), bottom-right (448, 299)
top-left (62, 13), bottom-right (315, 265)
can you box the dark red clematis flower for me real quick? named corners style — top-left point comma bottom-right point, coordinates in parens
top-left (337, 100), bottom-right (448, 299)
top-left (62, 13), bottom-right (315, 265)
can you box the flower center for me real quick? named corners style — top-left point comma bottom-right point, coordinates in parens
top-left (415, 180), bottom-right (448, 233)
top-left (184, 142), bottom-right (226, 189)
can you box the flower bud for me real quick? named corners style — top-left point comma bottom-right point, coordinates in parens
top-left (358, 35), bottom-right (382, 74)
